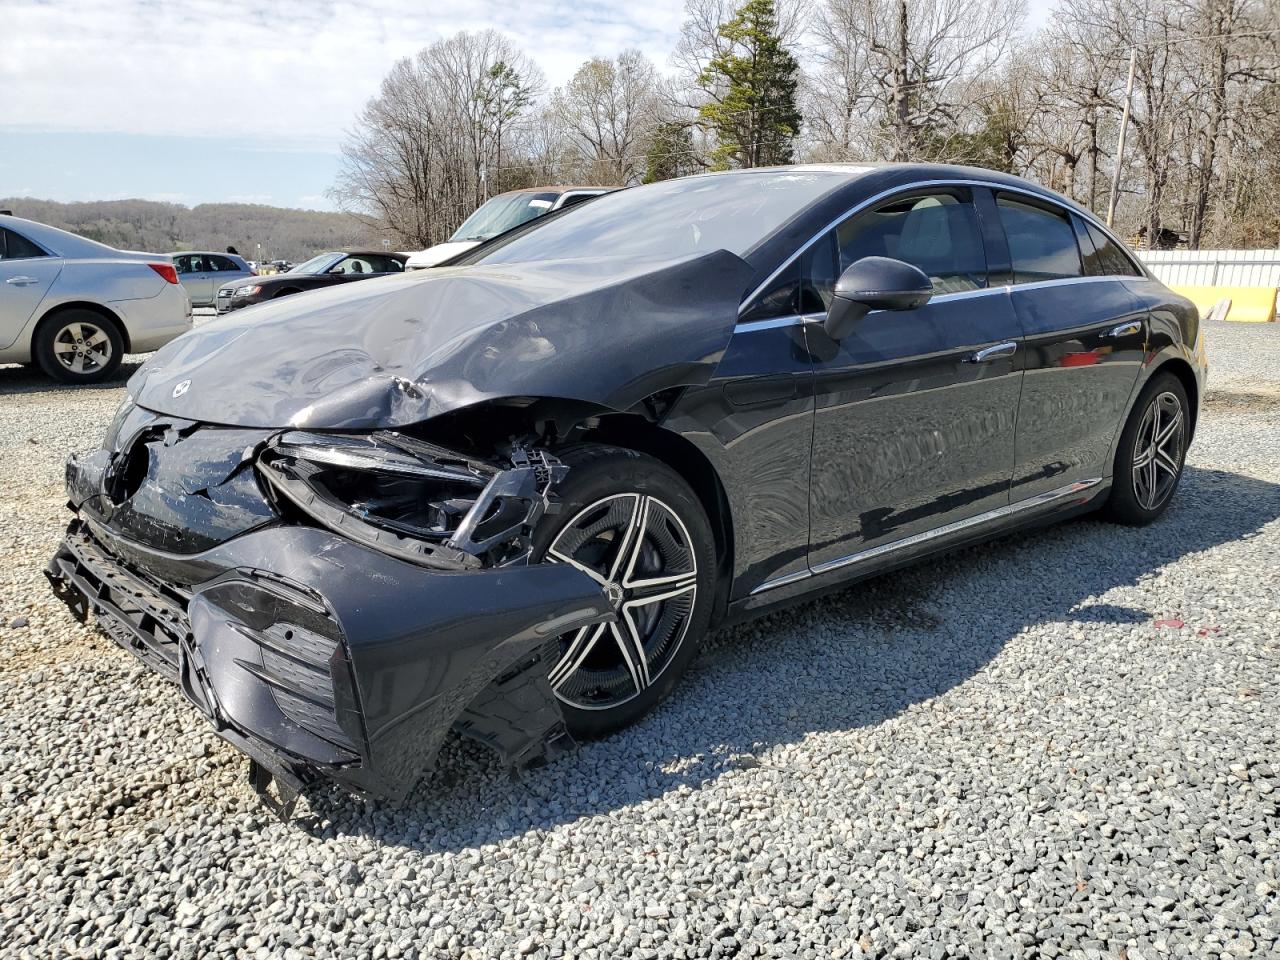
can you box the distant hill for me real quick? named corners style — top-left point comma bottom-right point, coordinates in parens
top-left (0, 197), bottom-right (381, 262)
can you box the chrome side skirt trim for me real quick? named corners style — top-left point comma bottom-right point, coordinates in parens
top-left (748, 568), bottom-right (812, 592)
top-left (749, 477), bottom-right (1104, 596)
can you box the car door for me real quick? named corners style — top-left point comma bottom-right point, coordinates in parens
top-left (0, 226), bottom-right (63, 350)
top-left (190, 254), bottom-right (218, 305)
top-left (210, 254), bottom-right (248, 284)
top-left (990, 191), bottom-right (1147, 500)
top-left (174, 255), bottom-right (205, 305)
top-left (803, 187), bottom-right (1025, 572)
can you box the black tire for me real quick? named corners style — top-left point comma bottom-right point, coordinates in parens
top-left (273, 287), bottom-right (303, 299)
top-left (1104, 372), bottom-right (1190, 525)
top-left (33, 309), bottom-right (124, 384)
top-left (531, 445), bottom-right (716, 738)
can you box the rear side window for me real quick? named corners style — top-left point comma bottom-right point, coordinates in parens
top-left (996, 196), bottom-right (1082, 283)
top-left (1, 228), bottom-right (48, 260)
top-left (1085, 222), bottom-right (1142, 277)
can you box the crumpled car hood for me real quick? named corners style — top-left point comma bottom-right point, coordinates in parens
top-left (129, 250), bottom-right (753, 429)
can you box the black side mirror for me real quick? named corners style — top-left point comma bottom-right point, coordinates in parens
top-left (824, 256), bottom-right (934, 340)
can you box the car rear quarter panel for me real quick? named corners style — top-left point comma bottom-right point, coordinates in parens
top-left (58, 259), bottom-right (171, 303)
top-left (1100, 278), bottom-right (1206, 471)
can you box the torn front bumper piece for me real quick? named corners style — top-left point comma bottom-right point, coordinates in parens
top-left (47, 448), bottom-right (612, 810)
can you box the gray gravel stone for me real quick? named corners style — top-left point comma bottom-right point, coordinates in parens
top-left (1, 319), bottom-right (1278, 958)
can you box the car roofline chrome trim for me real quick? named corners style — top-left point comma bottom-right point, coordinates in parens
top-left (734, 276), bottom-right (1132, 335)
top-left (748, 477), bottom-right (1104, 596)
top-left (736, 177), bottom-right (1146, 320)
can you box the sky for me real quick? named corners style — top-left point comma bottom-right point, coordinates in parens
top-left (0, 0), bottom-right (1058, 212)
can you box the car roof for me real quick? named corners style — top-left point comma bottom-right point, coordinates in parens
top-left (339, 250), bottom-right (409, 260)
top-left (498, 186), bottom-right (621, 197)
top-left (0, 214), bottom-right (122, 258)
top-left (702, 162), bottom-right (1085, 213)
top-left (169, 250), bottom-right (246, 258)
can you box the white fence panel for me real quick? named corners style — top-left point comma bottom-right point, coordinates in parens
top-left (1138, 249), bottom-right (1280, 287)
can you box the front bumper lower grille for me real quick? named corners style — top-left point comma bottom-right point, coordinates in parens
top-left (47, 521), bottom-right (361, 802)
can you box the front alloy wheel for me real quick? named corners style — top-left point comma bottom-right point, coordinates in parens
top-left (533, 445), bottom-right (715, 737)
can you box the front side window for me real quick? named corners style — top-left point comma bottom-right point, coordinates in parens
top-left (997, 195), bottom-right (1082, 283)
top-left (1, 228), bottom-right (48, 261)
top-left (333, 257), bottom-right (373, 275)
top-left (802, 191), bottom-right (988, 307)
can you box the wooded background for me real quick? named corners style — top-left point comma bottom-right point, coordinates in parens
top-left (0, 198), bottom-right (373, 263)
top-left (335, 0), bottom-right (1279, 252)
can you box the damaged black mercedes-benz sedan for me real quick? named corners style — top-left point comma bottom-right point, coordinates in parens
top-left (48, 164), bottom-right (1207, 809)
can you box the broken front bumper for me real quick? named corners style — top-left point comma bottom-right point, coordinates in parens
top-left (47, 507), bottom-right (612, 807)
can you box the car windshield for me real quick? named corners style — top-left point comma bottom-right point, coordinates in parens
top-left (468, 172), bottom-right (848, 265)
top-left (290, 253), bottom-right (343, 275)
top-left (449, 193), bottom-right (559, 242)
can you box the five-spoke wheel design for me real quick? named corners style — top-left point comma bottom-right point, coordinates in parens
top-left (51, 320), bottom-right (114, 376)
top-left (547, 493), bottom-right (698, 711)
top-left (1131, 390), bottom-right (1185, 511)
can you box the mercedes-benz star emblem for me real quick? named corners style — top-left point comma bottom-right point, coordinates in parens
top-left (172, 379), bottom-right (191, 399)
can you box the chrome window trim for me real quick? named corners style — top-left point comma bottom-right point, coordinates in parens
top-left (733, 276), bottom-right (1129, 335)
top-left (736, 178), bottom-right (1144, 323)
top-left (749, 477), bottom-right (1104, 595)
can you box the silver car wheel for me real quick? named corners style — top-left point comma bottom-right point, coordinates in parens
top-left (547, 493), bottom-right (698, 711)
top-left (1131, 390), bottom-right (1185, 511)
top-left (51, 320), bottom-right (113, 376)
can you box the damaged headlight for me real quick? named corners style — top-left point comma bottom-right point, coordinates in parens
top-left (256, 432), bottom-right (564, 570)
top-left (102, 394), bottom-right (137, 451)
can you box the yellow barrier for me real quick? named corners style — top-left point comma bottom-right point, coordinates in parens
top-left (1171, 285), bottom-right (1277, 323)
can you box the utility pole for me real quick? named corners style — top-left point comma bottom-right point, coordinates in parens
top-left (1106, 46), bottom-right (1137, 232)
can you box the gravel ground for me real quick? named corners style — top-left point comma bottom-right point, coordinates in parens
top-left (2, 320), bottom-right (1278, 960)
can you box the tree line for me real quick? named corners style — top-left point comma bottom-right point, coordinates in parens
top-left (334, 0), bottom-right (1279, 251)
top-left (0, 198), bottom-right (375, 262)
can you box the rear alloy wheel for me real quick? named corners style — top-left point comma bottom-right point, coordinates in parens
top-left (534, 446), bottom-right (715, 737)
top-left (1105, 372), bottom-right (1189, 524)
top-left (34, 310), bottom-right (124, 384)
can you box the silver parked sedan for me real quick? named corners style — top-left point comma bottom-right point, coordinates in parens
top-left (170, 251), bottom-right (253, 306)
top-left (0, 215), bottom-right (192, 383)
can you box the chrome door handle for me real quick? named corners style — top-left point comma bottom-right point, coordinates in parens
top-left (5, 276), bottom-right (39, 286)
top-left (1103, 321), bottom-right (1142, 338)
top-left (966, 341), bottom-right (1017, 363)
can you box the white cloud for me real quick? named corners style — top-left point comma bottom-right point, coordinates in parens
top-left (1, 0), bottom-right (689, 144)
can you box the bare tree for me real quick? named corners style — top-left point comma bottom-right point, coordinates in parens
top-left (552, 50), bottom-right (661, 185)
top-left (332, 31), bottom-right (542, 247)
top-left (808, 0), bottom-right (1027, 161)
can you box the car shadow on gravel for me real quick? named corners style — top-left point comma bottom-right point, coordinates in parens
top-left (292, 464), bottom-right (1280, 849)
top-left (0, 360), bottom-right (142, 394)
